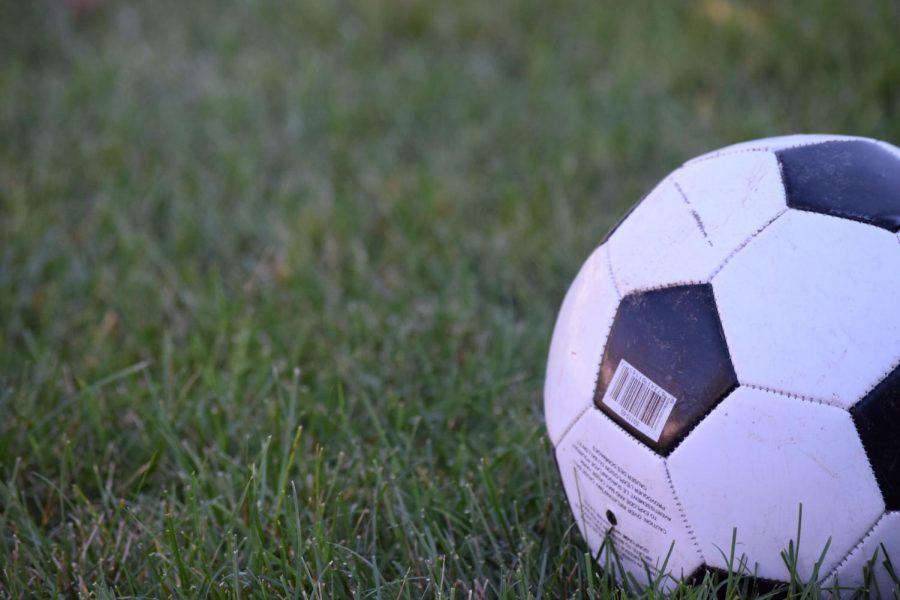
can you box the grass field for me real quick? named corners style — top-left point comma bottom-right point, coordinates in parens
top-left (2, 0), bottom-right (899, 597)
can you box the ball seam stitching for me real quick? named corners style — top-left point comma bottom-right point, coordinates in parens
top-left (707, 208), bottom-right (788, 282)
top-left (621, 279), bottom-right (708, 297)
top-left (849, 353), bottom-right (900, 411)
top-left (604, 241), bottom-right (623, 299)
top-left (662, 461), bottom-right (706, 565)
top-left (738, 383), bottom-right (845, 410)
top-left (552, 403), bottom-right (594, 449)
top-left (819, 511), bottom-right (890, 586)
top-left (685, 137), bottom-right (878, 167)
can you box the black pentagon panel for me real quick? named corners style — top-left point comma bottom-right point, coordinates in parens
top-left (687, 565), bottom-right (787, 596)
top-left (850, 363), bottom-right (900, 510)
top-left (776, 140), bottom-right (900, 232)
top-left (594, 284), bottom-right (737, 456)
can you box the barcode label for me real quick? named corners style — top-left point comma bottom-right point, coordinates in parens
top-left (601, 360), bottom-right (676, 441)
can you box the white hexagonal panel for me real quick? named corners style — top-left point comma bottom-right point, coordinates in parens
top-left (825, 511), bottom-right (900, 597)
top-left (545, 244), bottom-right (620, 446)
top-left (685, 134), bottom-right (864, 165)
top-left (713, 210), bottom-right (900, 407)
top-left (556, 408), bottom-right (702, 588)
top-left (672, 151), bottom-right (787, 251)
top-left (668, 386), bottom-right (884, 583)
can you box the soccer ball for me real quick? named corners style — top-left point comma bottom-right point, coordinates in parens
top-left (545, 134), bottom-right (900, 593)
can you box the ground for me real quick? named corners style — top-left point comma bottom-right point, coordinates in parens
top-left (1, 0), bottom-right (899, 597)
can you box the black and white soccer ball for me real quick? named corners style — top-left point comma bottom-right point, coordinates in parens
top-left (545, 134), bottom-right (900, 592)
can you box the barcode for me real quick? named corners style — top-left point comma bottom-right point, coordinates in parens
top-left (601, 360), bottom-right (677, 441)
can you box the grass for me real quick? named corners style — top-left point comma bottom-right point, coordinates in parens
top-left (1, 0), bottom-right (899, 597)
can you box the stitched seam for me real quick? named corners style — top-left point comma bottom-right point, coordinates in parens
top-left (662, 289), bottom-right (738, 457)
top-left (623, 279), bottom-right (709, 297)
top-left (708, 208), bottom-right (788, 281)
top-left (663, 461), bottom-right (706, 564)
top-left (685, 137), bottom-right (874, 167)
top-left (779, 205), bottom-right (900, 243)
top-left (593, 405), bottom-right (672, 461)
top-left (851, 354), bottom-right (900, 410)
top-left (589, 291), bottom-right (623, 412)
top-left (775, 137), bottom-right (879, 154)
top-left (791, 205), bottom-right (874, 224)
top-left (738, 383), bottom-right (846, 410)
top-left (667, 387), bottom-right (738, 460)
top-left (553, 403), bottom-right (594, 448)
top-left (820, 511), bottom-right (890, 585)
top-left (551, 245), bottom-right (621, 449)
top-left (670, 177), bottom-right (713, 247)
top-left (788, 205), bottom-right (898, 232)
top-left (604, 243), bottom-right (622, 300)
top-left (774, 138), bottom-right (874, 157)
top-left (685, 147), bottom-right (774, 166)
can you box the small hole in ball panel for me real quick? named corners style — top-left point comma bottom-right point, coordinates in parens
top-left (606, 510), bottom-right (617, 526)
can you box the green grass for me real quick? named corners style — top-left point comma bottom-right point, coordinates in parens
top-left (2, 0), bottom-right (899, 597)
